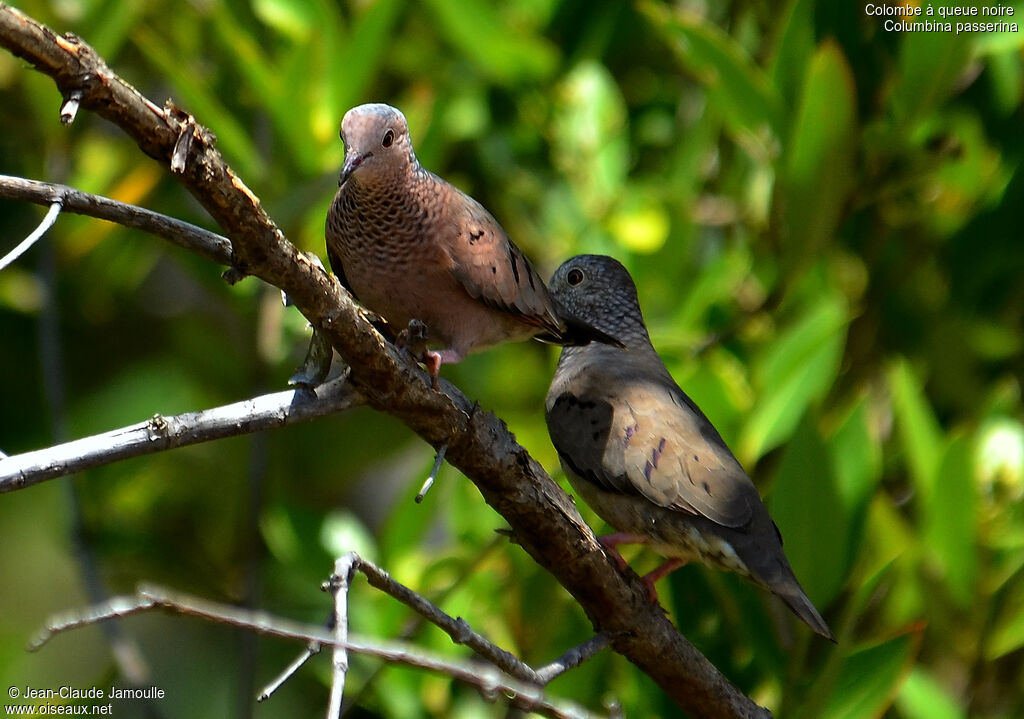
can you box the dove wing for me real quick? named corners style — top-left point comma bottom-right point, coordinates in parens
top-left (548, 379), bottom-right (754, 529)
top-left (325, 243), bottom-right (357, 299)
top-left (440, 185), bottom-right (565, 336)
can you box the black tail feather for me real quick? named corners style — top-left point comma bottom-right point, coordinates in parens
top-left (536, 313), bottom-right (625, 349)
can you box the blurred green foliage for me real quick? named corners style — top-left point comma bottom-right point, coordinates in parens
top-left (1, 1), bottom-right (1023, 717)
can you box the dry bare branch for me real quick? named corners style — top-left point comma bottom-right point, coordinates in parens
top-left (327, 555), bottom-right (357, 718)
top-left (0, 372), bottom-right (364, 491)
top-left (30, 583), bottom-right (605, 719)
top-left (0, 174), bottom-right (234, 270)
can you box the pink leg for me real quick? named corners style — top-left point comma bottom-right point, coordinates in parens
top-left (640, 558), bottom-right (688, 602)
top-left (424, 348), bottom-right (464, 390)
top-left (597, 532), bottom-right (687, 603)
top-left (597, 532), bottom-right (649, 572)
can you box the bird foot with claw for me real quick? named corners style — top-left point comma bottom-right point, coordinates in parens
top-left (395, 320), bottom-right (439, 388)
top-left (396, 319), bottom-right (430, 358)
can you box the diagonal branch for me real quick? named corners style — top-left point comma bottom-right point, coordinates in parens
top-left (29, 583), bottom-right (604, 719)
top-left (0, 373), bottom-right (364, 491)
top-left (0, 6), bottom-right (770, 717)
top-left (0, 174), bottom-right (234, 270)
top-left (261, 550), bottom-right (610, 706)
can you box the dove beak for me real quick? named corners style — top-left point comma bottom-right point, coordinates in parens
top-left (339, 152), bottom-right (371, 186)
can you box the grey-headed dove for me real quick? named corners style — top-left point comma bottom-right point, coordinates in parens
top-left (544, 254), bottom-right (834, 641)
top-left (326, 103), bottom-right (616, 387)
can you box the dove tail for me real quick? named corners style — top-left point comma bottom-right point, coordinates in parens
top-left (774, 582), bottom-right (836, 642)
top-left (553, 314), bottom-right (626, 349)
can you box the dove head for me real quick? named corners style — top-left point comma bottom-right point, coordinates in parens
top-left (548, 255), bottom-right (651, 348)
top-left (339, 103), bottom-right (416, 187)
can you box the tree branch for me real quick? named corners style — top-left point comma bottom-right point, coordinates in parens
top-left (0, 373), bottom-right (364, 491)
top-left (0, 174), bottom-right (235, 271)
top-left (0, 6), bottom-right (771, 717)
top-left (327, 555), bottom-right (357, 718)
top-left (29, 583), bottom-right (603, 719)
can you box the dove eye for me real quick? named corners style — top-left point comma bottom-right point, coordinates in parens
top-left (566, 268), bottom-right (585, 286)
top-left (381, 129), bottom-right (395, 148)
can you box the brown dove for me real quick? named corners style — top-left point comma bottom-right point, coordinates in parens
top-left (326, 103), bottom-right (616, 386)
top-left (544, 254), bottom-right (834, 641)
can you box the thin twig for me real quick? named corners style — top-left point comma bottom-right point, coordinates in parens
top-left (258, 642), bottom-right (322, 702)
top-left (340, 534), bottom-right (505, 716)
top-left (0, 175), bottom-right (234, 269)
top-left (0, 199), bottom-right (61, 270)
top-left (0, 372), bottom-right (365, 492)
top-left (327, 554), bottom-right (357, 718)
top-left (416, 444), bottom-right (446, 503)
top-left (535, 635), bottom-right (611, 685)
top-left (30, 584), bottom-right (605, 719)
top-left (352, 553), bottom-right (546, 684)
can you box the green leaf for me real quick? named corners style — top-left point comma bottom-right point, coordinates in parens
top-left (552, 60), bottom-right (629, 216)
top-left (81, 0), bottom-right (144, 60)
top-left (926, 434), bottom-right (977, 607)
top-left (825, 395), bottom-right (882, 573)
top-left (642, 1), bottom-right (784, 158)
top-left (821, 635), bottom-right (915, 719)
top-left (325, 0), bottom-right (404, 140)
top-left (829, 395), bottom-right (883, 511)
top-left (770, 0), bottom-right (816, 107)
top-left (891, 11), bottom-right (974, 126)
top-left (739, 293), bottom-right (847, 462)
top-left (887, 358), bottom-right (944, 503)
top-left (253, 0), bottom-right (318, 41)
top-left (779, 40), bottom-right (857, 274)
top-left (770, 415), bottom-right (849, 606)
top-left (984, 44), bottom-right (1024, 114)
top-left (424, 0), bottom-right (558, 84)
top-left (987, 590), bottom-right (1024, 660)
top-left (672, 243), bottom-right (753, 337)
top-left (896, 667), bottom-right (966, 719)
top-left (132, 27), bottom-right (264, 179)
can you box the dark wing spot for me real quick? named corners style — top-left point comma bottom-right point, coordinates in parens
top-left (491, 266), bottom-right (497, 274)
top-left (693, 454), bottom-right (700, 462)
top-left (623, 422), bottom-right (639, 448)
top-left (468, 228), bottom-right (485, 244)
top-left (507, 245), bottom-right (521, 284)
top-left (702, 482), bottom-right (711, 495)
top-left (649, 437), bottom-right (666, 468)
top-left (644, 460), bottom-right (655, 483)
